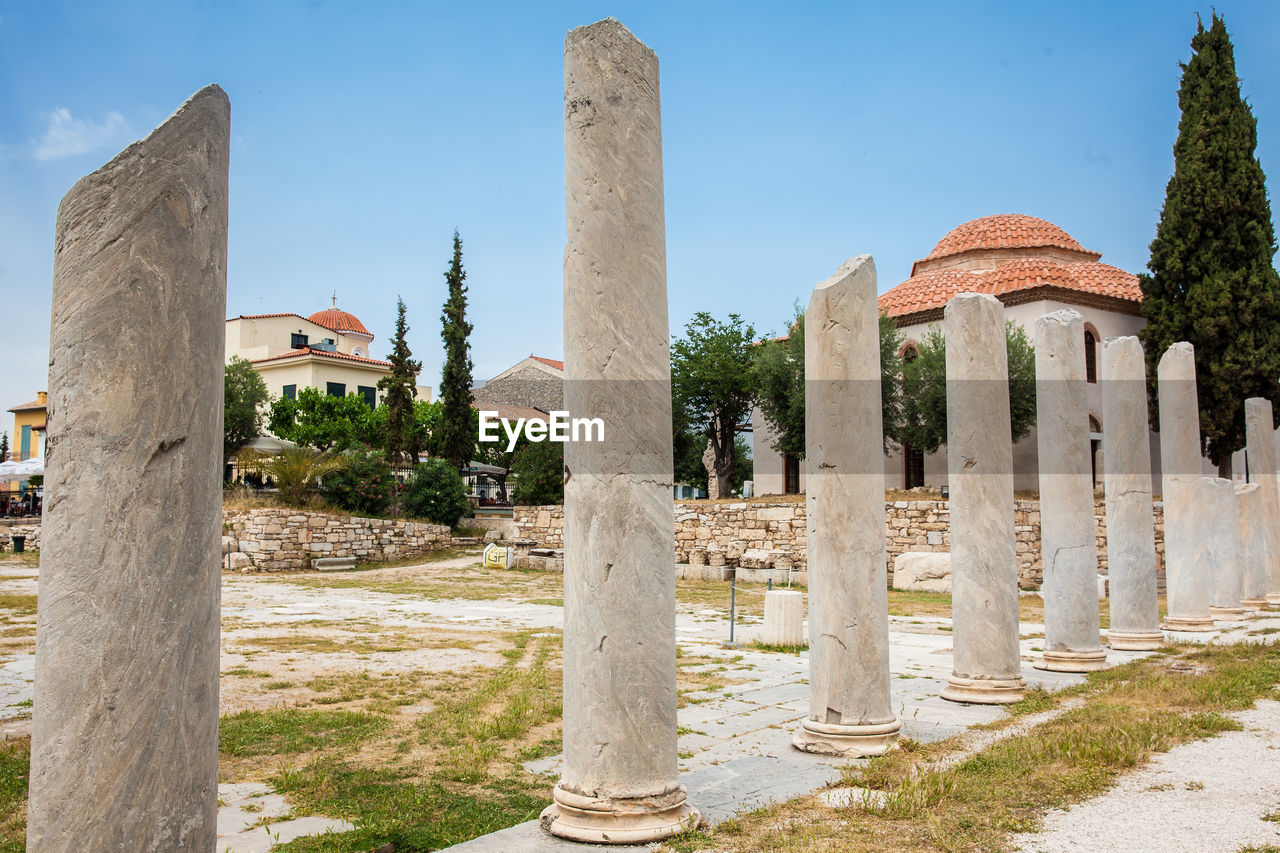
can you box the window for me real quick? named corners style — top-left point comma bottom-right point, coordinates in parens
top-left (326, 382), bottom-right (346, 398)
top-left (19, 426), bottom-right (30, 461)
top-left (904, 445), bottom-right (925, 489)
top-left (358, 386), bottom-right (377, 408)
top-left (282, 384), bottom-right (296, 400)
top-left (783, 454), bottom-right (801, 495)
top-left (1089, 415), bottom-right (1102, 486)
top-left (291, 333), bottom-right (309, 349)
top-left (1084, 330), bottom-right (1097, 383)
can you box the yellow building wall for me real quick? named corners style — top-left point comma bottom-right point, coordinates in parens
top-left (256, 359), bottom-right (392, 405)
top-left (5, 405), bottom-right (45, 497)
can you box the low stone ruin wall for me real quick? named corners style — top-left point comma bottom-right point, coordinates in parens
top-left (514, 498), bottom-right (1168, 589)
top-left (223, 509), bottom-right (451, 572)
top-left (0, 523), bottom-right (41, 552)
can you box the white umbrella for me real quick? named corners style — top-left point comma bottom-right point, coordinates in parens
top-left (0, 459), bottom-right (42, 482)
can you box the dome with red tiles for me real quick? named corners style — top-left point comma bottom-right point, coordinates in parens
top-left (924, 214), bottom-right (1091, 262)
top-left (308, 307), bottom-right (371, 336)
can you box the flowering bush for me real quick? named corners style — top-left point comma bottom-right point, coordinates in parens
top-left (401, 458), bottom-right (470, 527)
top-left (321, 448), bottom-right (395, 517)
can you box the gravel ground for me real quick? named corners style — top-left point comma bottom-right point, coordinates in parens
top-left (1013, 698), bottom-right (1280, 853)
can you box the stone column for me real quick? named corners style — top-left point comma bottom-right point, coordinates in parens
top-left (1158, 343), bottom-right (1213, 631)
top-left (940, 293), bottom-right (1026, 704)
top-left (27, 86), bottom-right (228, 851)
top-left (1236, 482), bottom-right (1267, 609)
top-left (762, 590), bottom-right (805, 647)
top-left (793, 256), bottom-right (900, 755)
top-left (542, 19), bottom-right (698, 844)
top-left (1245, 397), bottom-right (1280, 607)
top-left (1205, 477), bottom-right (1246, 619)
top-left (1033, 310), bottom-right (1107, 671)
top-left (1100, 336), bottom-right (1163, 650)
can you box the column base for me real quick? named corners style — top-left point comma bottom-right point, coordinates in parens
top-left (1267, 593), bottom-right (1280, 608)
top-left (1162, 614), bottom-right (1215, 632)
top-left (1106, 629), bottom-right (1164, 651)
top-left (940, 674), bottom-right (1026, 705)
top-left (1034, 648), bottom-right (1109, 672)
top-left (1241, 598), bottom-right (1268, 610)
top-left (540, 781), bottom-right (700, 845)
top-left (1210, 605), bottom-right (1247, 620)
top-left (792, 717), bottom-right (901, 758)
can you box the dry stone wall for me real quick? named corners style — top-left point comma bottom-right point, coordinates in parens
top-left (0, 524), bottom-right (41, 552)
top-left (514, 498), bottom-right (1168, 589)
top-left (223, 509), bottom-right (450, 572)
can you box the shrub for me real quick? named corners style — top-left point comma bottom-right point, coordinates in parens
top-left (402, 458), bottom-right (470, 527)
top-left (321, 448), bottom-right (395, 517)
top-left (511, 441), bottom-right (563, 505)
top-left (236, 447), bottom-right (345, 507)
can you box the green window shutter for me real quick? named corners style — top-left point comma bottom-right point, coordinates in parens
top-left (358, 386), bottom-right (376, 408)
top-left (326, 382), bottom-right (346, 398)
top-left (283, 384), bottom-right (297, 400)
top-left (20, 426), bottom-right (30, 460)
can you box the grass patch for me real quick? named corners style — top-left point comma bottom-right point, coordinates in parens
top-left (752, 640), bottom-right (808, 655)
top-left (219, 709), bottom-right (389, 757)
top-left (676, 580), bottom-right (769, 619)
top-left (0, 596), bottom-right (36, 617)
top-left (657, 642), bottom-right (1280, 853)
top-left (0, 738), bottom-right (28, 852)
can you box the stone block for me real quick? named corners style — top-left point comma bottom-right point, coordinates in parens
top-left (227, 552), bottom-right (253, 571)
top-left (892, 552), bottom-right (952, 593)
top-left (313, 557), bottom-right (356, 572)
top-left (761, 590), bottom-right (805, 646)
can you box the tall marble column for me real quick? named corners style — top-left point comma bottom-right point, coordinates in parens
top-left (1236, 483), bottom-right (1267, 609)
top-left (1158, 343), bottom-right (1214, 631)
top-left (542, 18), bottom-right (698, 844)
top-left (793, 255), bottom-right (900, 756)
top-left (1033, 310), bottom-right (1107, 671)
top-left (1244, 397), bottom-right (1280, 607)
top-left (1100, 336), bottom-right (1162, 650)
top-left (27, 86), bottom-right (228, 852)
top-left (940, 293), bottom-right (1027, 705)
top-left (1205, 477), bottom-right (1245, 619)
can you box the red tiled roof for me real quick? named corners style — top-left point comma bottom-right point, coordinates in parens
top-left (250, 348), bottom-right (392, 368)
top-left (879, 258), bottom-right (1142, 320)
top-left (7, 399), bottom-right (46, 413)
top-left (308, 308), bottom-right (371, 336)
top-left (530, 356), bottom-right (564, 371)
top-left (232, 312), bottom-right (306, 322)
top-left (923, 214), bottom-right (1093, 262)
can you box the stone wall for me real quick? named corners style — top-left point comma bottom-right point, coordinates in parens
top-left (0, 523), bottom-right (41, 552)
top-left (223, 509), bottom-right (451, 572)
top-left (514, 498), bottom-right (1168, 589)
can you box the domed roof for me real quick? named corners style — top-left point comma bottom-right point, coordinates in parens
top-left (308, 307), bottom-right (370, 336)
top-left (924, 214), bottom-right (1090, 262)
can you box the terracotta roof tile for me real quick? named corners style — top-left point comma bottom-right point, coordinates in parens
top-left (878, 268), bottom-right (987, 318)
top-left (923, 214), bottom-right (1092, 261)
top-left (531, 356), bottom-right (565, 371)
top-left (250, 348), bottom-right (392, 368)
top-left (308, 308), bottom-right (371, 336)
top-left (7, 399), bottom-right (47, 413)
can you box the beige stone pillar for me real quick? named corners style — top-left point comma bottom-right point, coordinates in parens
top-left (1205, 477), bottom-right (1246, 619)
top-left (762, 590), bottom-right (805, 647)
top-left (940, 293), bottom-right (1026, 704)
top-left (28, 86), bottom-right (229, 851)
top-left (1236, 482), bottom-right (1267, 609)
top-left (542, 18), bottom-right (698, 844)
top-left (1244, 397), bottom-right (1280, 607)
top-left (1100, 336), bottom-right (1163, 650)
top-left (1033, 310), bottom-right (1107, 672)
top-left (793, 256), bottom-right (900, 755)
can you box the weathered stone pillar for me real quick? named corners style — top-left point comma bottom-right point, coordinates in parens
top-left (1100, 336), bottom-right (1162, 650)
top-left (1205, 477), bottom-right (1246, 619)
top-left (543, 19), bottom-right (698, 844)
top-left (762, 590), bottom-right (805, 648)
top-left (1245, 397), bottom-right (1280, 607)
top-left (1236, 482), bottom-right (1267, 609)
top-left (793, 256), bottom-right (900, 755)
top-left (1033, 310), bottom-right (1107, 671)
top-left (27, 86), bottom-right (228, 851)
top-left (940, 293), bottom-right (1026, 704)
top-left (1158, 343), bottom-right (1213, 631)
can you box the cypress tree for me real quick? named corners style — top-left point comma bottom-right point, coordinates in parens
top-left (438, 230), bottom-right (475, 472)
top-left (1139, 13), bottom-right (1280, 474)
top-left (378, 296), bottom-right (421, 465)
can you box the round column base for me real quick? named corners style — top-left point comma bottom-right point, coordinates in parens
top-left (940, 674), bottom-right (1026, 705)
top-left (1035, 648), bottom-right (1109, 672)
top-left (1210, 605), bottom-right (1247, 620)
top-left (540, 782), bottom-right (700, 845)
top-left (792, 717), bottom-right (901, 758)
top-left (1267, 594), bottom-right (1280, 608)
top-left (1106, 630), bottom-right (1164, 651)
top-left (1162, 615), bottom-right (1215, 632)
top-left (1241, 598), bottom-right (1268, 610)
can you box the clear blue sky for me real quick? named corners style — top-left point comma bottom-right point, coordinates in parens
top-left (2, 1), bottom-right (1278, 421)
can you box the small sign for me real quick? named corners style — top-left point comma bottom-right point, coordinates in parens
top-left (484, 543), bottom-right (513, 569)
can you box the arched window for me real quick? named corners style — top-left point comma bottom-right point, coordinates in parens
top-left (352, 347), bottom-right (366, 358)
top-left (1084, 329), bottom-right (1097, 383)
top-left (1089, 415), bottom-right (1102, 485)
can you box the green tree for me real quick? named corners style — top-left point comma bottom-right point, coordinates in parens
top-left (438, 231), bottom-right (475, 472)
top-left (671, 312), bottom-right (758, 498)
top-left (402, 458), bottom-right (471, 527)
top-left (236, 447), bottom-right (345, 506)
top-left (0, 432), bottom-right (8, 462)
top-left (224, 356), bottom-right (269, 463)
top-left (321, 448), bottom-right (395, 517)
top-left (1138, 13), bottom-right (1280, 474)
top-left (752, 309), bottom-right (905, 458)
top-left (898, 321), bottom-right (1036, 454)
top-left (268, 387), bottom-right (375, 452)
top-left (672, 406), bottom-right (709, 495)
top-left (378, 297), bottom-right (422, 465)
top-left (731, 435), bottom-right (753, 494)
top-left (511, 440), bottom-right (564, 505)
